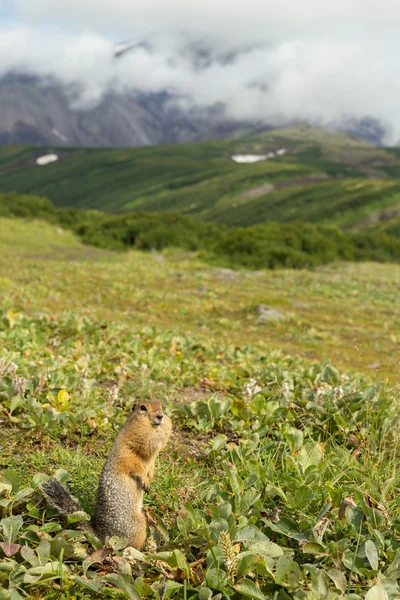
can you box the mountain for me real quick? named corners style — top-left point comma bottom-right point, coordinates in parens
top-left (0, 71), bottom-right (263, 148)
top-left (0, 38), bottom-right (390, 149)
top-left (1, 126), bottom-right (400, 229)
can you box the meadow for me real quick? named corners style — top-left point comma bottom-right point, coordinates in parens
top-left (1, 219), bottom-right (400, 599)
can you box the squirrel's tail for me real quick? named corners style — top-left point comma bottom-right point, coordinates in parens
top-left (40, 478), bottom-right (82, 514)
top-left (40, 478), bottom-right (96, 536)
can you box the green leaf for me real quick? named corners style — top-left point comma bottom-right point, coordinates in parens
top-left (10, 396), bottom-right (24, 415)
top-left (106, 535), bottom-right (129, 551)
top-left (73, 575), bottom-right (102, 593)
top-left (134, 577), bottom-right (154, 596)
top-left (171, 549), bottom-right (191, 578)
top-left (1, 515), bottom-right (23, 544)
top-left (3, 470), bottom-right (21, 493)
top-left (346, 505), bottom-right (364, 530)
top-left (205, 567), bottom-right (228, 591)
top-left (217, 502), bottom-right (232, 520)
top-left (82, 548), bottom-right (112, 575)
top-left (235, 526), bottom-right (268, 542)
top-left (13, 487), bottom-right (34, 503)
top-left (302, 542), bottom-right (325, 555)
top-left (320, 364), bottom-right (340, 386)
top-left (23, 561), bottom-right (70, 584)
top-left (249, 540), bottom-right (284, 558)
top-left (211, 435), bottom-right (227, 453)
top-left (199, 587), bottom-right (213, 600)
top-left (104, 573), bottom-right (142, 600)
top-left (298, 442), bottom-right (324, 470)
top-left (365, 540), bottom-right (379, 571)
top-left (365, 583), bottom-right (389, 600)
top-left (66, 510), bottom-right (90, 524)
top-left (234, 578), bottom-right (266, 600)
top-left (327, 568), bottom-right (347, 593)
top-left (275, 556), bottom-right (301, 589)
top-left (262, 515), bottom-right (305, 540)
top-left (294, 485), bottom-right (314, 509)
top-left (236, 553), bottom-right (262, 578)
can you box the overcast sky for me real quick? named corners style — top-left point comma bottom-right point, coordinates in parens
top-left (2, 0), bottom-right (400, 141)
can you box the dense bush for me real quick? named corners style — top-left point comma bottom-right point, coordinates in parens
top-left (3, 191), bottom-right (400, 270)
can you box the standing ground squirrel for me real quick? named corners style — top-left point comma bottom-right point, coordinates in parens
top-left (41, 401), bottom-right (172, 549)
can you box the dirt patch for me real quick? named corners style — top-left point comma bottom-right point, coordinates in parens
top-left (171, 386), bottom-right (213, 405)
top-left (241, 182), bottom-right (275, 199)
top-left (275, 175), bottom-right (334, 190)
top-left (241, 175), bottom-right (333, 200)
top-left (358, 204), bottom-right (400, 226)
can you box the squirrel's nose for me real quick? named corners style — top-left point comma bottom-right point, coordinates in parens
top-left (154, 411), bottom-right (164, 424)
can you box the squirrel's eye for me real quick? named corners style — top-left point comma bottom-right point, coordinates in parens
top-left (140, 405), bottom-right (147, 411)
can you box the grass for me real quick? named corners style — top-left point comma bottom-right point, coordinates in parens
top-left (1, 219), bottom-right (400, 598)
top-left (1, 126), bottom-right (400, 229)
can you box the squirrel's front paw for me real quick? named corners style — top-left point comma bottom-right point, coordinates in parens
top-left (130, 473), bottom-right (150, 493)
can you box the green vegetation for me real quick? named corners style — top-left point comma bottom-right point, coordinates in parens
top-left (0, 127), bottom-right (400, 228)
top-left (3, 192), bottom-right (400, 270)
top-left (1, 219), bottom-right (400, 599)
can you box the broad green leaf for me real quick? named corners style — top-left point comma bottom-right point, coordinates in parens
top-left (66, 510), bottom-right (90, 524)
top-left (1, 515), bottom-right (23, 544)
top-left (2, 471), bottom-right (21, 493)
top-left (217, 502), bottom-right (232, 520)
top-left (234, 578), bottom-right (266, 600)
top-left (275, 555), bottom-right (301, 589)
top-left (73, 575), bottom-right (102, 593)
top-left (320, 364), bottom-right (340, 386)
top-left (262, 515), bottom-right (305, 540)
top-left (23, 561), bottom-right (70, 584)
top-left (134, 577), bottom-right (154, 596)
top-left (250, 540), bottom-right (284, 558)
top-left (327, 568), bottom-right (347, 593)
top-left (104, 573), bottom-right (141, 600)
top-left (205, 567), bottom-right (228, 591)
top-left (294, 485), bottom-right (314, 509)
top-left (199, 587), bottom-right (213, 600)
top-left (345, 506), bottom-right (364, 530)
top-left (235, 526), bottom-right (268, 542)
top-left (13, 487), bottom-right (34, 503)
top-left (106, 535), bottom-right (129, 551)
top-left (365, 583), bottom-right (389, 600)
top-left (236, 553), bottom-right (262, 578)
top-left (82, 548), bottom-right (112, 575)
top-left (172, 549), bottom-right (191, 578)
top-left (365, 540), bottom-right (379, 571)
top-left (302, 542), bottom-right (325, 555)
top-left (211, 434), bottom-right (227, 453)
top-left (298, 442), bottom-right (324, 470)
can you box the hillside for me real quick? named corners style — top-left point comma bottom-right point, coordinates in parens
top-left (1, 127), bottom-right (400, 229)
top-left (1, 218), bottom-right (400, 599)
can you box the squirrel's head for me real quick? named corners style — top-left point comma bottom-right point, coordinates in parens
top-left (133, 401), bottom-right (166, 427)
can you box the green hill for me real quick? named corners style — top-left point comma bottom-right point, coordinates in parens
top-left (1, 127), bottom-right (400, 228)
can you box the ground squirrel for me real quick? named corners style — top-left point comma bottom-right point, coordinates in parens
top-left (40, 401), bottom-right (172, 549)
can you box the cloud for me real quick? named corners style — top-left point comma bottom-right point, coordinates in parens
top-left (4, 1), bottom-right (400, 142)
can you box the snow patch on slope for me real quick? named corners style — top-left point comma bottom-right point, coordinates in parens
top-left (231, 148), bottom-right (287, 163)
top-left (36, 154), bottom-right (59, 166)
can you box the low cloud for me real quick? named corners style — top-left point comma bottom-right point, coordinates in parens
top-left (3, 0), bottom-right (400, 142)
